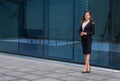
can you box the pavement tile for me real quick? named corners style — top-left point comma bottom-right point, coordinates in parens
top-left (104, 78), bottom-right (120, 81)
top-left (33, 78), bottom-right (61, 81)
top-left (14, 79), bottom-right (30, 81)
top-left (45, 73), bottom-right (68, 79)
top-left (0, 69), bottom-right (14, 73)
top-left (27, 70), bottom-right (51, 76)
top-left (68, 72), bottom-right (86, 77)
top-left (0, 73), bottom-right (4, 77)
top-left (61, 75), bottom-right (82, 81)
top-left (5, 71), bottom-right (28, 77)
top-left (15, 68), bottom-right (36, 72)
top-left (18, 74), bottom-right (44, 80)
top-left (54, 69), bottom-right (75, 74)
top-left (85, 74), bottom-right (109, 81)
top-left (0, 76), bottom-right (18, 81)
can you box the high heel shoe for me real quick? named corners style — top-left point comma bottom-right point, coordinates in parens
top-left (87, 67), bottom-right (91, 73)
top-left (82, 67), bottom-right (87, 73)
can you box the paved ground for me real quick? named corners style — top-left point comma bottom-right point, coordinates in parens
top-left (0, 52), bottom-right (120, 81)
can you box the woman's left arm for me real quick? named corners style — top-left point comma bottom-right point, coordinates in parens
top-left (86, 23), bottom-right (95, 36)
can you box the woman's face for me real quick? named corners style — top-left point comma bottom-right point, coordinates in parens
top-left (84, 12), bottom-right (91, 20)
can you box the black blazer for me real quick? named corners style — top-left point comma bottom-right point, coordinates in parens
top-left (79, 22), bottom-right (95, 38)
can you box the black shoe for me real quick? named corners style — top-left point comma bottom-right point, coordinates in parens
top-left (82, 70), bottom-right (88, 73)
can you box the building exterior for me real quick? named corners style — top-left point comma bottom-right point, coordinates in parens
top-left (0, 0), bottom-right (120, 69)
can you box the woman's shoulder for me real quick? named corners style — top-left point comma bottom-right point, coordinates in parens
top-left (90, 21), bottom-right (95, 25)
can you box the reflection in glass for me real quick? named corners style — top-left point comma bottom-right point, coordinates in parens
top-left (0, 1), bottom-right (18, 53)
top-left (19, 0), bottom-right (44, 57)
top-left (88, 0), bottom-right (110, 66)
top-left (110, 0), bottom-right (120, 69)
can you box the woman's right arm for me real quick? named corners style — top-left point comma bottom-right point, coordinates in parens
top-left (79, 25), bottom-right (82, 34)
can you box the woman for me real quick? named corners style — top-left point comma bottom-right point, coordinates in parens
top-left (79, 11), bottom-right (95, 73)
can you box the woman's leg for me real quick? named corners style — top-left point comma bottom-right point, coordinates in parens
top-left (82, 54), bottom-right (91, 73)
top-left (86, 38), bottom-right (92, 72)
top-left (86, 54), bottom-right (91, 72)
top-left (82, 54), bottom-right (88, 72)
top-left (86, 54), bottom-right (90, 67)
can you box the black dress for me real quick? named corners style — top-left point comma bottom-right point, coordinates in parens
top-left (79, 22), bottom-right (95, 54)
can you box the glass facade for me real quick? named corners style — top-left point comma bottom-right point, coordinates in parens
top-left (0, 0), bottom-right (119, 70)
top-left (0, 1), bottom-right (19, 53)
top-left (110, 0), bottom-right (120, 69)
top-left (88, 0), bottom-right (110, 67)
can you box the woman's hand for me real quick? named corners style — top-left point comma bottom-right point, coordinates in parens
top-left (80, 32), bottom-right (87, 36)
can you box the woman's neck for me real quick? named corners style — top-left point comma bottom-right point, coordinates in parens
top-left (84, 20), bottom-right (90, 22)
